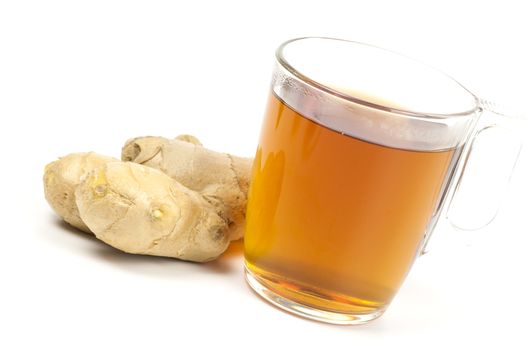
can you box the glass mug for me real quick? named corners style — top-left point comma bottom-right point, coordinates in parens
top-left (243, 37), bottom-right (524, 324)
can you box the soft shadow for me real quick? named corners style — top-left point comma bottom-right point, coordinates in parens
top-left (48, 217), bottom-right (245, 280)
top-left (55, 219), bottom-right (95, 240)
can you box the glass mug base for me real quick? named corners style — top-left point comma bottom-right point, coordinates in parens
top-left (244, 264), bottom-right (387, 325)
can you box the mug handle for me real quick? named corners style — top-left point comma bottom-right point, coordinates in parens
top-left (421, 99), bottom-right (524, 253)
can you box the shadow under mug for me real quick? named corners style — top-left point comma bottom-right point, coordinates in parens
top-left (243, 37), bottom-right (523, 325)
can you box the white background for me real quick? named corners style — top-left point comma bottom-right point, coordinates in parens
top-left (1, 1), bottom-right (526, 349)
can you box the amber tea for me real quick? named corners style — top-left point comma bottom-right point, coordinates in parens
top-left (244, 93), bottom-right (461, 319)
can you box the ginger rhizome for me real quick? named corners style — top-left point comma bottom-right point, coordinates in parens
top-left (43, 135), bottom-right (252, 262)
top-left (76, 162), bottom-right (230, 262)
top-left (121, 135), bottom-right (252, 241)
top-left (43, 152), bottom-right (117, 233)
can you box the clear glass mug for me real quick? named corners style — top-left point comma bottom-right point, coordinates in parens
top-left (243, 37), bottom-right (524, 325)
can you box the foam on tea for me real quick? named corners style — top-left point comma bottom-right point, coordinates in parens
top-left (275, 38), bottom-right (478, 151)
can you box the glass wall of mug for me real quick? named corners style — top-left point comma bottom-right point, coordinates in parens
top-left (244, 38), bottom-right (480, 324)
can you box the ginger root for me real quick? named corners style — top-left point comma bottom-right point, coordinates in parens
top-left (43, 152), bottom-right (117, 233)
top-left (76, 162), bottom-right (230, 262)
top-left (122, 135), bottom-right (252, 241)
top-left (43, 135), bottom-right (251, 262)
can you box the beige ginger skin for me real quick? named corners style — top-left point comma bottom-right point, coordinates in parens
top-left (76, 162), bottom-right (230, 262)
top-left (43, 152), bottom-right (118, 233)
top-left (43, 135), bottom-right (251, 262)
top-left (122, 135), bottom-right (252, 241)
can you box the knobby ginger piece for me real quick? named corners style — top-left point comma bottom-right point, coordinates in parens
top-left (121, 135), bottom-right (252, 241)
top-left (75, 162), bottom-right (230, 262)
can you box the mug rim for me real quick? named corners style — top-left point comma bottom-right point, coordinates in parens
top-left (276, 37), bottom-right (480, 119)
